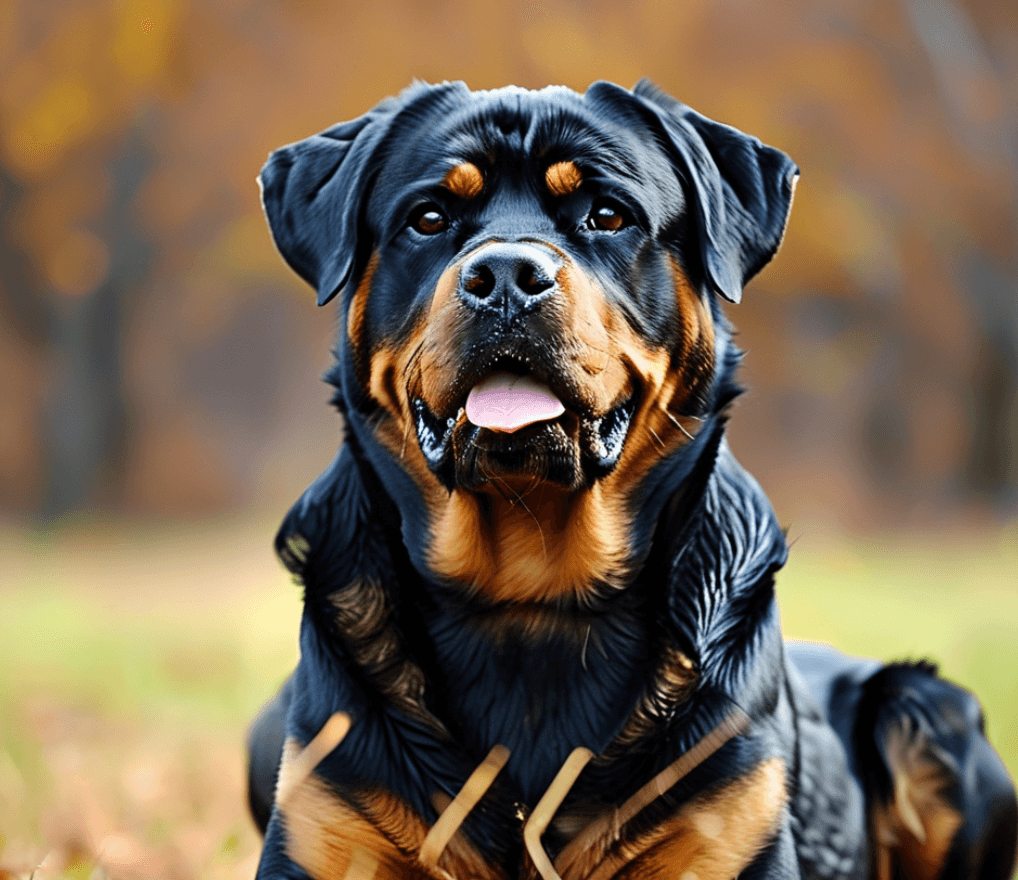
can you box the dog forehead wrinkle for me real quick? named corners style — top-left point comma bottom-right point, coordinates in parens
top-left (377, 81), bottom-right (474, 154)
top-left (442, 93), bottom-right (639, 175)
top-left (473, 190), bottom-right (560, 239)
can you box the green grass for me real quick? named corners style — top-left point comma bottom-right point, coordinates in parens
top-left (0, 519), bottom-right (1015, 877)
top-left (0, 519), bottom-right (302, 879)
top-left (0, 526), bottom-right (302, 726)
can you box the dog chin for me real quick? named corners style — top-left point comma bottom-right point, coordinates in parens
top-left (452, 418), bottom-right (584, 492)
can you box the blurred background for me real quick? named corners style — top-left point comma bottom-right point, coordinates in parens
top-left (0, 0), bottom-right (1015, 877)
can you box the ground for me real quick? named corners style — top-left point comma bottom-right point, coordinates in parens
top-left (1, 518), bottom-right (1015, 879)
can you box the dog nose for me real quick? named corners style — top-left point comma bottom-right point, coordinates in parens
top-left (458, 243), bottom-right (561, 317)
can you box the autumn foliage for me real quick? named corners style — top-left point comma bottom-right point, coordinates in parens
top-left (0, 0), bottom-right (1015, 525)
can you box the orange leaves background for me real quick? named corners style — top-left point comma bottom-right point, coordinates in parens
top-left (0, 0), bottom-right (1015, 527)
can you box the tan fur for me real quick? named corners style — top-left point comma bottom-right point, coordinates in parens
top-left (871, 721), bottom-right (963, 880)
top-left (669, 255), bottom-right (716, 413)
top-left (278, 738), bottom-right (419, 880)
top-left (277, 738), bottom-right (505, 880)
top-left (428, 482), bottom-right (629, 602)
top-left (419, 745), bottom-right (510, 870)
top-left (552, 710), bottom-right (750, 879)
top-left (551, 758), bottom-right (786, 880)
top-left (443, 162), bottom-right (485, 199)
top-left (545, 161), bottom-right (583, 197)
top-left (347, 252), bottom-right (381, 386)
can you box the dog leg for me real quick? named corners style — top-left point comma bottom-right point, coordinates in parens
top-left (247, 673), bottom-right (296, 834)
top-left (858, 662), bottom-right (1017, 880)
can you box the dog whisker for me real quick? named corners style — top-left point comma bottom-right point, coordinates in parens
top-left (665, 410), bottom-right (696, 441)
top-left (493, 475), bottom-right (548, 562)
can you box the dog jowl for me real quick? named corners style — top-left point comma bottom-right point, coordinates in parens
top-left (249, 81), bottom-right (1017, 880)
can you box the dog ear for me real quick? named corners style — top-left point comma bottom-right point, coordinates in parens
top-left (261, 81), bottom-right (471, 307)
top-left (632, 80), bottom-right (799, 304)
top-left (259, 99), bottom-right (399, 307)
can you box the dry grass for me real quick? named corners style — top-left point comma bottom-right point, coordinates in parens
top-left (0, 517), bottom-right (1015, 879)
top-left (0, 518), bottom-right (301, 879)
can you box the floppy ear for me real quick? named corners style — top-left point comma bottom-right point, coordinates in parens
top-left (632, 80), bottom-right (799, 304)
top-left (259, 98), bottom-right (400, 307)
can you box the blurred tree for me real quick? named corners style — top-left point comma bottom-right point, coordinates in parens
top-left (0, 166), bottom-right (52, 345)
top-left (903, 0), bottom-right (1018, 506)
top-left (0, 0), bottom-right (1014, 525)
top-left (40, 131), bottom-right (152, 517)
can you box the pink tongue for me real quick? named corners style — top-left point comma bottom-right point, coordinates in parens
top-left (465, 372), bottom-right (565, 433)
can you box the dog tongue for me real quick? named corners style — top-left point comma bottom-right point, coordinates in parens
top-left (465, 372), bottom-right (565, 433)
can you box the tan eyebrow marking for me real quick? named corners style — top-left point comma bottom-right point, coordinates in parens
top-left (443, 162), bottom-right (485, 199)
top-left (545, 161), bottom-right (582, 196)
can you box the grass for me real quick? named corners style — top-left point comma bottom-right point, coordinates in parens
top-left (0, 519), bottom-right (302, 880)
top-left (0, 518), bottom-right (1014, 878)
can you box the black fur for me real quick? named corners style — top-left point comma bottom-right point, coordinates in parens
top-left (248, 81), bottom-right (1016, 880)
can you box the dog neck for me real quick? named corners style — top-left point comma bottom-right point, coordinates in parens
top-left (276, 416), bottom-right (788, 810)
top-left (398, 423), bottom-right (755, 805)
top-left (415, 582), bottom-right (657, 804)
top-left (424, 482), bottom-right (633, 605)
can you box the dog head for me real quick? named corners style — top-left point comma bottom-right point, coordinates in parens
top-left (261, 81), bottom-right (797, 603)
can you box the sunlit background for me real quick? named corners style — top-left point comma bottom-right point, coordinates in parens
top-left (1, 1), bottom-right (1015, 877)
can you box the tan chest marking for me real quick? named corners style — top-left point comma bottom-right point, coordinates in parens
top-left (553, 757), bottom-right (786, 880)
top-left (276, 736), bottom-right (506, 880)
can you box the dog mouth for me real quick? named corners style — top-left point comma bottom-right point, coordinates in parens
top-left (410, 361), bottom-right (635, 491)
top-left (464, 372), bottom-right (567, 434)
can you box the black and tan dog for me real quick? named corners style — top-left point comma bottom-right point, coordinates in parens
top-left (247, 81), bottom-right (1017, 880)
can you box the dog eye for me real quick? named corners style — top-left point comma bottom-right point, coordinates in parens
top-left (585, 200), bottom-right (628, 232)
top-left (409, 204), bottom-right (448, 235)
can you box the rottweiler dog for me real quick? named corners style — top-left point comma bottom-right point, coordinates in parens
top-left (247, 80), bottom-right (1017, 880)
